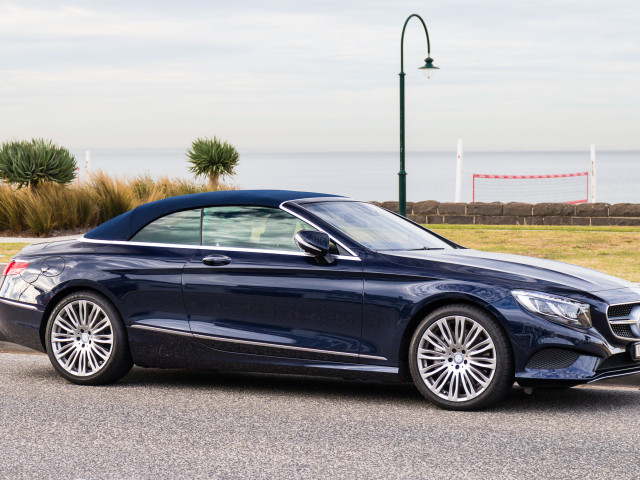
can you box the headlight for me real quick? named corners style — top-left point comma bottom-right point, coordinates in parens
top-left (511, 290), bottom-right (592, 328)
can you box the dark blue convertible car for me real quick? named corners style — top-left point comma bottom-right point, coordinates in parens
top-left (2, 190), bottom-right (640, 409)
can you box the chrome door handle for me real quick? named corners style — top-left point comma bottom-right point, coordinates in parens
top-left (202, 255), bottom-right (231, 266)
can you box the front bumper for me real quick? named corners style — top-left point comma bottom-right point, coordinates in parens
top-left (515, 350), bottom-right (640, 387)
top-left (492, 294), bottom-right (640, 387)
top-left (590, 357), bottom-right (640, 383)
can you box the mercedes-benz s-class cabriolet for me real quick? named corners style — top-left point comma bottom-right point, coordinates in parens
top-left (2, 190), bottom-right (639, 410)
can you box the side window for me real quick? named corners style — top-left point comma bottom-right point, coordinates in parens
top-left (202, 206), bottom-right (317, 252)
top-left (130, 209), bottom-right (202, 245)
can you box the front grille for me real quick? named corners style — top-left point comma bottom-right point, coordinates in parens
top-left (597, 353), bottom-right (640, 371)
top-left (526, 348), bottom-right (580, 370)
top-left (611, 324), bottom-right (635, 338)
top-left (607, 303), bottom-right (639, 319)
top-left (606, 303), bottom-right (640, 339)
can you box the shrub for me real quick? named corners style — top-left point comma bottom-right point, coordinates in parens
top-left (186, 136), bottom-right (239, 189)
top-left (0, 138), bottom-right (77, 189)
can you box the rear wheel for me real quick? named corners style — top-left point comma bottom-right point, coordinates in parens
top-left (45, 291), bottom-right (132, 385)
top-left (409, 304), bottom-right (514, 410)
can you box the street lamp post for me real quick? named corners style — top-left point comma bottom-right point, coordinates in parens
top-left (398, 14), bottom-right (438, 217)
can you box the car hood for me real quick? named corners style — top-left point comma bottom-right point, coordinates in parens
top-left (380, 248), bottom-right (638, 294)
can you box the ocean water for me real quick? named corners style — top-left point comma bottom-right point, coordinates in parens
top-left (69, 149), bottom-right (640, 204)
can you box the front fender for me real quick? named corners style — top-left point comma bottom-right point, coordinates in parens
top-left (361, 274), bottom-right (512, 365)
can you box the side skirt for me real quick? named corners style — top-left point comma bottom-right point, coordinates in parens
top-left (127, 324), bottom-right (400, 382)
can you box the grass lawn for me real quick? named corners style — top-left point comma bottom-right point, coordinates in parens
top-left (427, 225), bottom-right (640, 282)
top-left (0, 243), bottom-right (29, 261)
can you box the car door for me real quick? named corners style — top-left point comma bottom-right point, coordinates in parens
top-left (111, 208), bottom-right (202, 333)
top-left (182, 205), bottom-right (364, 362)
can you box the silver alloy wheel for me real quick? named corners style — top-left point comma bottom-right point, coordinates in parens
top-left (417, 315), bottom-right (497, 402)
top-left (50, 300), bottom-right (114, 377)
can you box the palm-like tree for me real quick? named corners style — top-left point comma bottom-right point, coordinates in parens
top-left (186, 137), bottom-right (239, 190)
top-left (0, 138), bottom-right (77, 189)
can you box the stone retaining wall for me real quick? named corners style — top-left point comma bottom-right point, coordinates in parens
top-left (371, 201), bottom-right (640, 226)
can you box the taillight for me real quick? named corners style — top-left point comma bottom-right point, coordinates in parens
top-left (2, 261), bottom-right (29, 276)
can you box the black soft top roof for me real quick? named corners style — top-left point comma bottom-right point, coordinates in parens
top-left (84, 189), bottom-right (343, 241)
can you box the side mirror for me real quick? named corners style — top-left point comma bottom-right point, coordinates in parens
top-left (294, 230), bottom-right (334, 264)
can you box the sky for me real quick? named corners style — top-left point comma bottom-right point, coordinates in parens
top-left (0, 0), bottom-right (639, 152)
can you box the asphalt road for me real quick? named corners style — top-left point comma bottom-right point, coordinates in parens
top-left (1, 353), bottom-right (639, 480)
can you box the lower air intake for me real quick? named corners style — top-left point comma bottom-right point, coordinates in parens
top-left (526, 348), bottom-right (580, 370)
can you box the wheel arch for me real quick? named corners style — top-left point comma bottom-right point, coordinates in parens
top-left (38, 281), bottom-right (124, 352)
top-left (397, 294), bottom-right (508, 381)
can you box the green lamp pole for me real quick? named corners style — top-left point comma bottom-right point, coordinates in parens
top-left (398, 14), bottom-right (439, 216)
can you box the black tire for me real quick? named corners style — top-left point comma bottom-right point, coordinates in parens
top-left (409, 304), bottom-right (514, 410)
top-left (45, 291), bottom-right (133, 385)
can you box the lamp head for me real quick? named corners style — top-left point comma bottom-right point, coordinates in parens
top-left (418, 57), bottom-right (439, 79)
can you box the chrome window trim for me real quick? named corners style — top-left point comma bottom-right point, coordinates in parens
top-left (288, 199), bottom-right (460, 253)
top-left (77, 237), bottom-right (360, 261)
top-left (79, 237), bottom-right (198, 250)
top-left (293, 196), bottom-right (357, 204)
top-left (279, 202), bottom-right (360, 258)
top-left (198, 245), bottom-right (307, 256)
top-left (131, 324), bottom-right (386, 361)
top-left (79, 202), bottom-right (361, 261)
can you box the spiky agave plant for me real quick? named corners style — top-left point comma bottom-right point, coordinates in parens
top-left (0, 138), bottom-right (77, 189)
top-left (186, 136), bottom-right (239, 189)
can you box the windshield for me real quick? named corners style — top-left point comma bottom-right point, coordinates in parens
top-left (302, 201), bottom-right (454, 251)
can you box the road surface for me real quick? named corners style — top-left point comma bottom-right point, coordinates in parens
top-left (1, 353), bottom-right (639, 479)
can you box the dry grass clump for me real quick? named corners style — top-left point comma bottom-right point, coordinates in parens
top-left (128, 174), bottom-right (215, 204)
top-left (0, 172), bottom-right (227, 236)
top-left (0, 183), bottom-right (98, 234)
top-left (91, 172), bottom-right (135, 223)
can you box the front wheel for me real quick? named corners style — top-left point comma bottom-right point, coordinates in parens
top-left (409, 304), bottom-right (514, 410)
top-left (45, 291), bottom-right (133, 385)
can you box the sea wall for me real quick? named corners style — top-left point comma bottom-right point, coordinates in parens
top-left (371, 201), bottom-right (640, 226)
